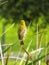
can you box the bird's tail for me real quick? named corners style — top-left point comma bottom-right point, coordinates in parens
top-left (20, 40), bottom-right (24, 46)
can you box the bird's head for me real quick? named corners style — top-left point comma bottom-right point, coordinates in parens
top-left (20, 20), bottom-right (25, 26)
top-left (20, 20), bottom-right (26, 30)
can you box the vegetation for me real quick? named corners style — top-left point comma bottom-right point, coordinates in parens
top-left (0, 0), bottom-right (49, 65)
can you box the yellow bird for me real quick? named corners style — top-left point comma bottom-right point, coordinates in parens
top-left (18, 20), bottom-right (27, 46)
top-left (18, 20), bottom-right (32, 60)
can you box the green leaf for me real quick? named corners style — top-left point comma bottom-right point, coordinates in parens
top-left (28, 62), bottom-right (32, 65)
top-left (25, 57), bottom-right (29, 65)
top-left (2, 43), bottom-right (15, 54)
top-left (3, 46), bottom-right (10, 54)
top-left (33, 53), bottom-right (49, 64)
top-left (5, 54), bottom-right (9, 65)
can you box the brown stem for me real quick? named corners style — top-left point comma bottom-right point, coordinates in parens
top-left (22, 46), bottom-right (32, 61)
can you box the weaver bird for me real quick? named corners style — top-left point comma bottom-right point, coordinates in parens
top-left (18, 20), bottom-right (32, 61)
top-left (18, 20), bottom-right (27, 46)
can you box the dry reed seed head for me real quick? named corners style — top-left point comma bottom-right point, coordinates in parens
top-left (46, 60), bottom-right (49, 65)
top-left (7, 49), bottom-right (10, 56)
top-left (20, 20), bottom-right (25, 25)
